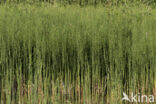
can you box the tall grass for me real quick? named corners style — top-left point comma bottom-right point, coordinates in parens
top-left (0, 0), bottom-right (156, 6)
top-left (0, 5), bottom-right (156, 104)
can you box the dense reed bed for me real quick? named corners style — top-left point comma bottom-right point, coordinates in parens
top-left (0, 5), bottom-right (156, 104)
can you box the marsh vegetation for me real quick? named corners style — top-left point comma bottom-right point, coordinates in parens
top-left (0, 3), bottom-right (156, 104)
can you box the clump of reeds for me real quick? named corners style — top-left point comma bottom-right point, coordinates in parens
top-left (0, 5), bottom-right (155, 104)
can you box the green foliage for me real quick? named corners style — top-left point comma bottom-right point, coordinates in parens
top-left (0, 5), bottom-right (155, 104)
top-left (0, 0), bottom-right (155, 6)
